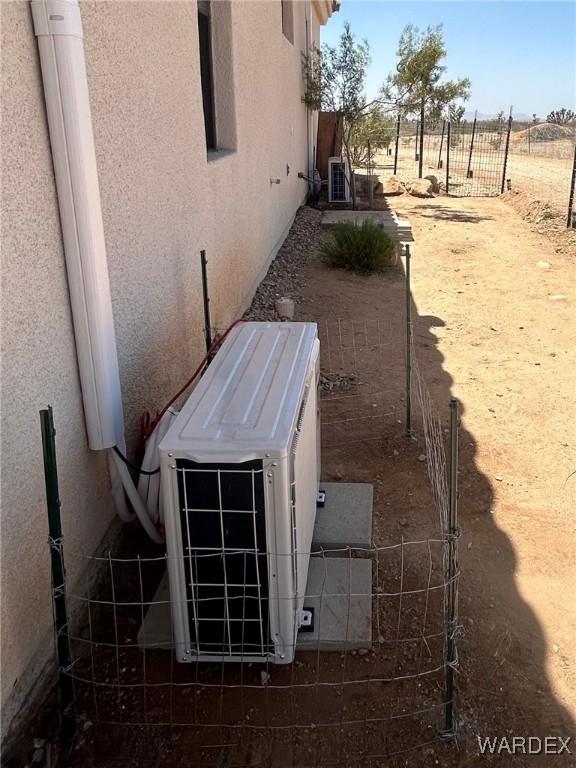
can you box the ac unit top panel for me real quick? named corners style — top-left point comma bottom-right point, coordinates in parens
top-left (159, 322), bottom-right (318, 460)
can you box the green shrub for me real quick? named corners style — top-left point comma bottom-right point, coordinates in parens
top-left (321, 220), bottom-right (395, 274)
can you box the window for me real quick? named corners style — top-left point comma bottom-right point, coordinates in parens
top-left (198, 1), bottom-right (216, 150)
top-left (281, 0), bottom-right (294, 44)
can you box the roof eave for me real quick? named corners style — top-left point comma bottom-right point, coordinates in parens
top-left (312, 0), bottom-right (340, 26)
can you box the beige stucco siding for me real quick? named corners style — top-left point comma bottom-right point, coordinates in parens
top-left (1, 0), bottom-right (321, 740)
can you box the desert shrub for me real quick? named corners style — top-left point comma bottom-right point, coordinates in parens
top-left (321, 220), bottom-right (395, 274)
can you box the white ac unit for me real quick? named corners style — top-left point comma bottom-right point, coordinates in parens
top-left (159, 322), bottom-right (320, 664)
top-left (328, 156), bottom-right (351, 203)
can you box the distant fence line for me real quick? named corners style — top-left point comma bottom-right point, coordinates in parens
top-left (357, 113), bottom-right (576, 224)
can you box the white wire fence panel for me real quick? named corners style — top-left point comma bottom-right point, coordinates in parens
top-left (508, 131), bottom-right (576, 216)
top-left (63, 538), bottom-right (456, 767)
top-left (318, 318), bottom-right (406, 449)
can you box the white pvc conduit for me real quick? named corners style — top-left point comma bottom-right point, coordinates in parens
top-left (31, 0), bottom-right (166, 542)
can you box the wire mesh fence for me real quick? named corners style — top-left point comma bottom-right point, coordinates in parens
top-left (386, 117), bottom-right (510, 197)
top-left (508, 123), bottom-right (576, 220)
top-left (348, 113), bottom-right (576, 225)
top-left (41, 249), bottom-right (461, 766)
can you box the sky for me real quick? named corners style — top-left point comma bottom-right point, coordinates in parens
top-left (321, 1), bottom-right (576, 118)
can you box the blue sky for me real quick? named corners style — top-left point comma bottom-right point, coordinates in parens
top-left (321, 1), bottom-right (575, 118)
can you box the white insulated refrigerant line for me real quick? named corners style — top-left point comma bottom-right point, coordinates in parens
top-left (31, 0), bottom-right (163, 542)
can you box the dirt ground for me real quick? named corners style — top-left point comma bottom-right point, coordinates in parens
top-left (19, 195), bottom-right (575, 768)
top-left (295, 194), bottom-right (576, 765)
top-left (395, 194), bottom-right (576, 719)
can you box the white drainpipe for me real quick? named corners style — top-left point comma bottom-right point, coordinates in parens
top-left (31, 0), bottom-right (123, 450)
top-left (31, 0), bottom-right (163, 542)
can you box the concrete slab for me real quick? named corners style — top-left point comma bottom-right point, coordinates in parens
top-left (139, 557), bottom-right (374, 654)
top-left (321, 210), bottom-right (413, 242)
top-left (313, 482), bottom-right (373, 549)
top-left (137, 576), bottom-right (172, 649)
top-left (297, 557), bottom-right (372, 651)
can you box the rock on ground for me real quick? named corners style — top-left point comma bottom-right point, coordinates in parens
top-left (408, 178), bottom-right (434, 198)
top-left (382, 175), bottom-right (406, 195)
top-left (425, 174), bottom-right (441, 194)
top-left (245, 206), bottom-right (326, 322)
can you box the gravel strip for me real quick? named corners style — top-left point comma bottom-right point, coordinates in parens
top-left (245, 206), bottom-right (325, 321)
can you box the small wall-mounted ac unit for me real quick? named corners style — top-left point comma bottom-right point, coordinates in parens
top-left (159, 322), bottom-right (320, 664)
top-left (328, 156), bottom-right (351, 203)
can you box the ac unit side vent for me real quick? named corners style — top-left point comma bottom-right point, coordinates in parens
top-left (328, 157), bottom-right (351, 203)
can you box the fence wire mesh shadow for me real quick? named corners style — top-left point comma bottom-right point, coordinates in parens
top-left (45, 270), bottom-right (460, 766)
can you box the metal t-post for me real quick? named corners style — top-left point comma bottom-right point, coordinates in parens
top-left (393, 113), bottom-right (401, 175)
top-left (500, 113), bottom-right (513, 194)
top-left (466, 111), bottom-right (477, 178)
top-left (40, 406), bottom-right (77, 750)
top-left (445, 123), bottom-right (451, 195)
top-left (418, 103), bottom-right (425, 178)
top-left (405, 245), bottom-right (412, 437)
top-left (437, 120), bottom-right (446, 170)
top-left (442, 398), bottom-right (459, 738)
top-left (368, 139), bottom-right (374, 208)
top-left (567, 141), bottom-right (576, 228)
top-left (200, 250), bottom-right (212, 354)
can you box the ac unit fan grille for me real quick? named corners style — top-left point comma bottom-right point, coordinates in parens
top-left (330, 161), bottom-right (348, 202)
top-left (176, 459), bottom-right (273, 657)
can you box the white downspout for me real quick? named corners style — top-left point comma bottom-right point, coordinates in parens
top-left (31, 0), bottom-right (122, 450)
top-left (31, 0), bottom-right (163, 542)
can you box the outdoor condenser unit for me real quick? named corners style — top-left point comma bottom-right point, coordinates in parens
top-left (328, 156), bottom-right (351, 203)
top-left (159, 322), bottom-right (320, 664)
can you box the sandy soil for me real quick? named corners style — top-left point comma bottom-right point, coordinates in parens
top-left (296, 194), bottom-right (576, 765)
top-left (399, 193), bottom-right (576, 756)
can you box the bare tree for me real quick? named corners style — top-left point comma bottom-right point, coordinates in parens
top-left (383, 25), bottom-right (471, 177)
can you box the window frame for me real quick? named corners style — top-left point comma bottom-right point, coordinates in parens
top-left (281, 0), bottom-right (294, 45)
top-left (198, 1), bottom-right (217, 151)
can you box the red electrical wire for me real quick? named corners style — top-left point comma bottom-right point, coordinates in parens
top-left (143, 318), bottom-right (246, 440)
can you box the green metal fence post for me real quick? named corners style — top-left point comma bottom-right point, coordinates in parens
top-left (40, 406), bottom-right (77, 750)
top-left (567, 141), bottom-right (576, 228)
top-left (437, 120), bottom-right (446, 170)
top-left (445, 123), bottom-right (451, 195)
top-left (500, 113), bottom-right (513, 194)
top-left (442, 398), bottom-right (459, 739)
top-left (466, 111), bottom-right (477, 178)
top-left (393, 113), bottom-right (401, 175)
top-left (405, 245), bottom-right (412, 437)
top-left (200, 250), bottom-right (212, 354)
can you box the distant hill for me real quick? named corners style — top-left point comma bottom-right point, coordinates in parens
top-left (511, 123), bottom-right (575, 142)
top-left (463, 111), bottom-right (532, 122)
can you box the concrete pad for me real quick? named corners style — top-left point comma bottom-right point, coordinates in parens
top-left (297, 557), bottom-right (372, 651)
top-left (313, 482), bottom-right (373, 549)
top-left (321, 210), bottom-right (414, 242)
top-left (139, 557), bottom-right (374, 654)
top-left (137, 575), bottom-right (172, 650)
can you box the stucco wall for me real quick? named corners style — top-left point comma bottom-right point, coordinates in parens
top-left (1, 0), bottom-right (321, 742)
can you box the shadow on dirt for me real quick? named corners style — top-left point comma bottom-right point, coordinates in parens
top-left (412, 305), bottom-right (574, 759)
top-left (412, 204), bottom-right (495, 224)
top-left (298, 246), bottom-right (574, 764)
